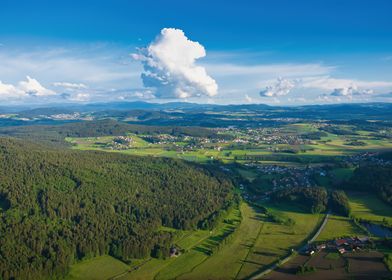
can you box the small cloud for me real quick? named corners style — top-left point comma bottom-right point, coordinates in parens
top-left (131, 90), bottom-right (156, 99)
top-left (52, 82), bottom-right (88, 90)
top-left (244, 94), bottom-right (253, 102)
top-left (259, 77), bottom-right (296, 97)
top-left (68, 93), bottom-right (90, 101)
top-left (132, 28), bottom-right (218, 99)
top-left (329, 86), bottom-right (373, 97)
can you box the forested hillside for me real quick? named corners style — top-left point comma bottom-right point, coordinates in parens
top-left (0, 138), bottom-right (234, 279)
top-left (0, 119), bottom-right (226, 147)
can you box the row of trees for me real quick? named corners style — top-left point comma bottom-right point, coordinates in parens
top-left (0, 137), bottom-right (234, 279)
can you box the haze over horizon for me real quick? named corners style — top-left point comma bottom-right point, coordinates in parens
top-left (1, 0), bottom-right (392, 105)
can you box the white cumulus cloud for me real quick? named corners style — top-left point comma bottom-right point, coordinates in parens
top-left (0, 76), bottom-right (55, 99)
top-left (0, 81), bottom-right (22, 98)
top-left (330, 86), bottom-right (373, 97)
top-left (259, 77), bottom-right (296, 97)
top-left (132, 28), bottom-right (218, 99)
top-left (18, 76), bottom-right (55, 96)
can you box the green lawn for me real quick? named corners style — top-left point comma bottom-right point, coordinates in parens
top-left (348, 192), bottom-right (392, 224)
top-left (66, 255), bottom-right (129, 280)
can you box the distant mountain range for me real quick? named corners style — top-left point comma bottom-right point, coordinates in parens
top-left (1, 101), bottom-right (390, 113)
top-left (1, 102), bottom-right (391, 127)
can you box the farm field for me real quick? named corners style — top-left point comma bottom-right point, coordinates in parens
top-left (237, 203), bottom-right (322, 279)
top-left (65, 122), bottom-right (392, 165)
top-left (264, 250), bottom-right (391, 280)
top-left (348, 192), bottom-right (392, 224)
top-left (67, 139), bottom-right (392, 164)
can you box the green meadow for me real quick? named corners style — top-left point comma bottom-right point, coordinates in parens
top-left (316, 215), bottom-right (365, 241)
top-left (237, 203), bottom-right (322, 279)
top-left (348, 192), bottom-right (392, 224)
top-left (66, 255), bottom-right (129, 280)
top-left (177, 203), bottom-right (263, 280)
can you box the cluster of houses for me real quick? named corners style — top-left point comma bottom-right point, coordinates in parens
top-left (108, 136), bottom-right (134, 150)
top-left (140, 134), bottom-right (229, 152)
top-left (219, 127), bottom-right (311, 146)
top-left (248, 164), bottom-right (327, 190)
top-left (344, 152), bottom-right (392, 167)
top-left (304, 236), bottom-right (370, 256)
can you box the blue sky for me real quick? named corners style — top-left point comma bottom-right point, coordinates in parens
top-left (1, 0), bottom-right (392, 104)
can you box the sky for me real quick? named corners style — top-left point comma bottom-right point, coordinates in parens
top-left (0, 0), bottom-right (392, 105)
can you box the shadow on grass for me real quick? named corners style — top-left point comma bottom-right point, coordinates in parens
top-left (253, 251), bottom-right (279, 257)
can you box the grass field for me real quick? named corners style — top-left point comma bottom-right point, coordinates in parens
top-left (177, 203), bottom-right (263, 280)
top-left (66, 255), bottom-right (129, 280)
top-left (348, 192), bottom-right (392, 224)
top-left (237, 203), bottom-right (322, 279)
top-left (316, 215), bottom-right (365, 241)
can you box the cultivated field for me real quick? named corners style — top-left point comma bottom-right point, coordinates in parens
top-left (264, 250), bottom-right (391, 280)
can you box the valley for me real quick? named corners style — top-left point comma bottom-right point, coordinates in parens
top-left (0, 103), bottom-right (391, 279)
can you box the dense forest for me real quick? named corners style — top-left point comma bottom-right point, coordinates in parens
top-left (345, 164), bottom-right (392, 205)
top-left (271, 187), bottom-right (328, 213)
top-left (271, 187), bottom-right (350, 216)
top-left (0, 138), bottom-right (234, 279)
